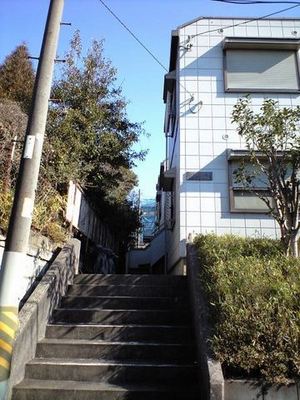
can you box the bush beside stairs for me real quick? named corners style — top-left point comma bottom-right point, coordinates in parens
top-left (12, 274), bottom-right (201, 399)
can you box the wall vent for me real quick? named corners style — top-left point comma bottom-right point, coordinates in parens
top-left (185, 171), bottom-right (213, 181)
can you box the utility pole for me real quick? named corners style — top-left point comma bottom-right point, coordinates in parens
top-left (0, 1), bottom-right (64, 398)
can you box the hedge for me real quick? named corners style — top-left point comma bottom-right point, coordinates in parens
top-left (194, 234), bottom-right (300, 384)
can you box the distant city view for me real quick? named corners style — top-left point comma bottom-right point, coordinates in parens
top-left (140, 199), bottom-right (156, 243)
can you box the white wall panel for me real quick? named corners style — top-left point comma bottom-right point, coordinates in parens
top-left (166, 17), bottom-right (300, 270)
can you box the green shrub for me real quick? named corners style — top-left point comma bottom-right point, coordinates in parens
top-left (194, 234), bottom-right (300, 384)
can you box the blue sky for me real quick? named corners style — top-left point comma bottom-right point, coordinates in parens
top-left (1, 0), bottom-right (299, 199)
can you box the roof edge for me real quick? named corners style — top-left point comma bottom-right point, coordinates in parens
top-left (177, 15), bottom-right (300, 29)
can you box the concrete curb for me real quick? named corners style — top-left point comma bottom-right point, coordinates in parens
top-left (225, 379), bottom-right (300, 400)
top-left (7, 238), bottom-right (81, 400)
top-left (186, 243), bottom-right (224, 400)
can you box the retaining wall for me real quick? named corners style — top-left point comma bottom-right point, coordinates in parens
top-left (7, 238), bottom-right (81, 400)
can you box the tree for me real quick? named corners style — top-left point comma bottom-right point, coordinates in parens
top-left (0, 44), bottom-right (35, 113)
top-left (232, 96), bottom-right (300, 257)
top-left (0, 44), bottom-right (33, 232)
top-left (43, 31), bottom-right (146, 244)
top-left (0, 100), bottom-right (27, 193)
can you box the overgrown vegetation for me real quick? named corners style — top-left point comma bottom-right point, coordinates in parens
top-left (194, 234), bottom-right (300, 384)
top-left (0, 99), bottom-right (27, 194)
top-left (0, 34), bottom-right (144, 246)
top-left (0, 44), bottom-right (67, 242)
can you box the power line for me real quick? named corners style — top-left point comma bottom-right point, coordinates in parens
top-left (192, 3), bottom-right (300, 38)
top-left (97, 0), bottom-right (300, 103)
top-left (98, 0), bottom-right (299, 72)
top-left (98, 0), bottom-right (168, 72)
top-left (98, 0), bottom-right (195, 98)
top-left (213, 1), bottom-right (300, 4)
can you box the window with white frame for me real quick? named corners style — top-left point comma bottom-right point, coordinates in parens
top-left (223, 38), bottom-right (300, 93)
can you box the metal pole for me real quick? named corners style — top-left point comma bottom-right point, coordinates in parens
top-left (0, 1), bottom-right (64, 397)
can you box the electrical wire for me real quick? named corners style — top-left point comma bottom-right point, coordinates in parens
top-left (97, 0), bottom-right (300, 105)
top-left (98, 0), bottom-right (299, 68)
top-left (213, 1), bottom-right (300, 4)
top-left (98, 0), bottom-right (168, 72)
top-left (98, 0), bottom-right (196, 98)
top-left (192, 3), bottom-right (300, 38)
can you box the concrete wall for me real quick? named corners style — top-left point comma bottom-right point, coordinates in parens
top-left (225, 380), bottom-right (300, 400)
top-left (186, 243), bottom-right (224, 400)
top-left (0, 233), bottom-right (57, 305)
top-left (7, 238), bottom-right (80, 400)
top-left (126, 229), bottom-right (166, 270)
top-left (168, 257), bottom-right (186, 276)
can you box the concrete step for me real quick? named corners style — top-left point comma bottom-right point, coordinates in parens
top-left (52, 308), bottom-right (190, 325)
top-left (35, 339), bottom-right (195, 363)
top-left (45, 323), bottom-right (193, 343)
top-left (13, 379), bottom-right (200, 400)
top-left (12, 272), bottom-right (201, 400)
top-left (60, 295), bottom-right (188, 310)
top-left (67, 284), bottom-right (186, 298)
top-left (25, 358), bottom-right (198, 384)
top-left (73, 274), bottom-right (187, 288)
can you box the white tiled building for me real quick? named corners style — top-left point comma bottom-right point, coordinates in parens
top-left (157, 16), bottom-right (300, 273)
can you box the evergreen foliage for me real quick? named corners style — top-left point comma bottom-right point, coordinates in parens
top-left (194, 234), bottom-right (300, 384)
top-left (0, 35), bottom-right (144, 246)
top-left (42, 31), bottom-right (145, 244)
top-left (0, 44), bottom-right (35, 112)
top-left (44, 32), bottom-right (146, 196)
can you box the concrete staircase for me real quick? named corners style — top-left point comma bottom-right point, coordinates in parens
top-left (13, 274), bottom-right (200, 399)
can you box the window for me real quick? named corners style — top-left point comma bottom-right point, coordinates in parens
top-left (228, 150), bottom-right (273, 213)
top-left (223, 37), bottom-right (300, 93)
top-left (230, 189), bottom-right (271, 213)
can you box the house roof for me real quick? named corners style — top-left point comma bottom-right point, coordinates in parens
top-left (177, 15), bottom-right (300, 29)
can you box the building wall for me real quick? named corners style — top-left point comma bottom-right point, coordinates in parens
top-left (126, 228), bottom-right (166, 271)
top-left (175, 17), bottom-right (300, 247)
top-left (166, 111), bottom-right (183, 270)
